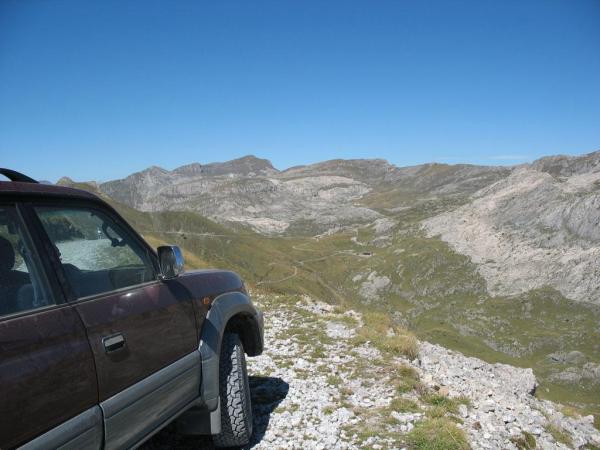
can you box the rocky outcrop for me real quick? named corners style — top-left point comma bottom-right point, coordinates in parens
top-left (357, 271), bottom-right (391, 302)
top-left (424, 150), bottom-right (600, 305)
top-left (531, 151), bottom-right (600, 177)
top-left (419, 342), bottom-right (599, 449)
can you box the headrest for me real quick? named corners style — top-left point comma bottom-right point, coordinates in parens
top-left (0, 236), bottom-right (16, 272)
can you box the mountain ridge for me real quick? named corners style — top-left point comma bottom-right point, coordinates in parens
top-left (86, 154), bottom-right (516, 234)
top-left (58, 150), bottom-right (600, 306)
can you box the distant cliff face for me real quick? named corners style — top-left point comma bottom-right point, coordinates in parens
top-left (424, 151), bottom-right (600, 304)
top-left (95, 155), bottom-right (510, 234)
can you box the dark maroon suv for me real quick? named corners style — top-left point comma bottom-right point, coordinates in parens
top-left (0, 169), bottom-right (264, 449)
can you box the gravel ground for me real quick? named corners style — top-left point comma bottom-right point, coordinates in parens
top-left (143, 293), bottom-right (600, 450)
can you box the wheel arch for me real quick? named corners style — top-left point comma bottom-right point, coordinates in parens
top-left (198, 291), bottom-right (263, 413)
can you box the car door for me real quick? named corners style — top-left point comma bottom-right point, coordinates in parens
top-left (32, 202), bottom-right (201, 450)
top-left (0, 203), bottom-right (101, 449)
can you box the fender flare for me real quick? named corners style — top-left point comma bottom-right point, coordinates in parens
top-left (198, 291), bottom-right (264, 413)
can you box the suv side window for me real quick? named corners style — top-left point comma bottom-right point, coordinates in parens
top-left (0, 206), bottom-right (53, 317)
top-left (35, 206), bottom-right (156, 299)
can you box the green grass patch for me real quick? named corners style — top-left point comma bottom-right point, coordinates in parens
top-left (322, 405), bottom-right (335, 415)
top-left (544, 422), bottom-right (573, 447)
top-left (420, 392), bottom-right (470, 417)
top-left (327, 375), bottom-right (343, 386)
top-left (406, 418), bottom-right (470, 450)
top-left (331, 313), bottom-right (359, 328)
top-left (357, 314), bottom-right (419, 360)
top-left (510, 431), bottom-right (537, 450)
top-left (311, 347), bottom-right (326, 359)
top-left (390, 397), bottom-right (420, 413)
top-left (393, 364), bottom-right (421, 393)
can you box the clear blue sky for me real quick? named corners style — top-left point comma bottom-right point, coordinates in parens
top-left (1, 0), bottom-right (599, 182)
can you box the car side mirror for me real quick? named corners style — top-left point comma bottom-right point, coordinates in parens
top-left (157, 245), bottom-right (185, 279)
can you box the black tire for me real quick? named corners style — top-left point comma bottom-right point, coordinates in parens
top-left (213, 332), bottom-right (253, 448)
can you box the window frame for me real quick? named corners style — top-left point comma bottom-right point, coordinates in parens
top-left (24, 199), bottom-right (161, 304)
top-left (0, 202), bottom-right (64, 321)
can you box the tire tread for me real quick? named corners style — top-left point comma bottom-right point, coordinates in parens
top-left (213, 333), bottom-right (253, 448)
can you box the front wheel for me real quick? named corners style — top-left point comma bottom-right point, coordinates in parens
top-left (213, 332), bottom-right (253, 448)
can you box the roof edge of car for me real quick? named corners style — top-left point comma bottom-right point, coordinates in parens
top-left (0, 168), bottom-right (39, 183)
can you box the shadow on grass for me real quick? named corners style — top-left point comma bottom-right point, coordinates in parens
top-left (141, 376), bottom-right (289, 450)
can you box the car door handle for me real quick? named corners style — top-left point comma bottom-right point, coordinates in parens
top-left (103, 333), bottom-right (126, 353)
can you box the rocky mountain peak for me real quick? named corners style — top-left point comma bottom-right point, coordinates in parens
top-left (201, 154), bottom-right (278, 176)
top-left (143, 165), bottom-right (170, 176)
top-left (172, 162), bottom-right (203, 177)
top-left (531, 149), bottom-right (600, 177)
top-left (173, 155), bottom-right (278, 178)
top-left (56, 176), bottom-right (99, 189)
top-left (56, 176), bottom-right (75, 186)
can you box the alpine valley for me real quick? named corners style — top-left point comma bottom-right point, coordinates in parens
top-left (59, 150), bottom-right (600, 447)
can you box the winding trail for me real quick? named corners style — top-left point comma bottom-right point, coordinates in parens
top-left (257, 246), bottom-right (368, 286)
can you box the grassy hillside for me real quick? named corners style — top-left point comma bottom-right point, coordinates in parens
top-left (119, 206), bottom-right (599, 417)
top-left (59, 179), bottom-right (600, 419)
